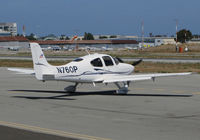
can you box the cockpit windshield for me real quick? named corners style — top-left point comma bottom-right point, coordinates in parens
top-left (113, 57), bottom-right (119, 65)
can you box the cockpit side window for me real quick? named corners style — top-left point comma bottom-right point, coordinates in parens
top-left (91, 58), bottom-right (103, 67)
top-left (102, 56), bottom-right (114, 66)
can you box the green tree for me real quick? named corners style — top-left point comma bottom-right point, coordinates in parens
top-left (26, 33), bottom-right (36, 40)
top-left (17, 34), bottom-right (23, 36)
top-left (83, 32), bottom-right (94, 40)
top-left (99, 36), bottom-right (108, 39)
top-left (177, 29), bottom-right (192, 43)
top-left (110, 35), bottom-right (117, 38)
top-left (65, 36), bottom-right (70, 40)
top-left (60, 35), bottom-right (66, 40)
top-left (149, 33), bottom-right (153, 37)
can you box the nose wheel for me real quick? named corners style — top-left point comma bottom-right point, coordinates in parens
top-left (64, 83), bottom-right (78, 93)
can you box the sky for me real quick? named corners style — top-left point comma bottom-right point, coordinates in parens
top-left (1, 0), bottom-right (200, 36)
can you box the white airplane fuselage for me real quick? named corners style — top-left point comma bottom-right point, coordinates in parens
top-left (42, 54), bottom-right (134, 83)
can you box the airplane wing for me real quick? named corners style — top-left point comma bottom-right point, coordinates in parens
top-left (103, 72), bottom-right (192, 83)
top-left (8, 68), bottom-right (35, 75)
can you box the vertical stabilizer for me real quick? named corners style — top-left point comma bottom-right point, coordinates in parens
top-left (30, 43), bottom-right (52, 80)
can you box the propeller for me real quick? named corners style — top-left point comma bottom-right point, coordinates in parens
top-left (115, 57), bottom-right (142, 66)
top-left (132, 59), bottom-right (143, 66)
top-left (116, 57), bottom-right (124, 63)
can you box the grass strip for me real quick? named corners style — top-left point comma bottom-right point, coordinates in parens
top-left (1, 59), bottom-right (200, 73)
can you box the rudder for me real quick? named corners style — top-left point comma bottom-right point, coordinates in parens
top-left (30, 43), bottom-right (52, 80)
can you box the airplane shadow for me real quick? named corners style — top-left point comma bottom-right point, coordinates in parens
top-left (12, 94), bottom-right (76, 100)
top-left (9, 89), bottom-right (192, 101)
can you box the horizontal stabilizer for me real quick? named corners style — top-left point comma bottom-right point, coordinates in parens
top-left (8, 68), bottom-right (34, 75)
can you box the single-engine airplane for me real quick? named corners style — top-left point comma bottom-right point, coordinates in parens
top-left (8, 43), bottom-right (192, 94)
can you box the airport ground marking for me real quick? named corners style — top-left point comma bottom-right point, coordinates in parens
top-left (192, 92), bottom-right (200, 95)
top-left (152, 88), bottom-right (165, 91)
top-left (172, 90), bottom-right (186, 94)
top-left (133, 88), bottom-right (145, 90)
top-left (0, 121), bottom-right (111, 140)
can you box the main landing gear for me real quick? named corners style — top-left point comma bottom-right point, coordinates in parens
top-left (114, 82), bottom-right (129, 94)
top-left (64, 83), bottom-right (78, 93)
top-left (64, 82), bottom-right (130, 94)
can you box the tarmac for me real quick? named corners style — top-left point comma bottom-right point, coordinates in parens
top-left (0, 67), bottom-right (200, 140)
top-left (0, 125), bottom-right (78, 140)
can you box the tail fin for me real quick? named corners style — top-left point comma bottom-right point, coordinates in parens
top-left (30, 43), bottom-right (52, 80)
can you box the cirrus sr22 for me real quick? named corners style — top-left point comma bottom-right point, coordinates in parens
top-left (8, 43), bottom-right (191, 94)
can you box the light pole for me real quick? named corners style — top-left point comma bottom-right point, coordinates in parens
top-left (141, 20), bottom-right (144, 49)
top-left (175, 19), bottom-right (178, 52)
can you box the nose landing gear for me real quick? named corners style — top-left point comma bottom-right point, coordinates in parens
top-left (115, 82), bottom-right (129, 94)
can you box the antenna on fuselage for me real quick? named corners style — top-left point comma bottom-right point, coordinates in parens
top-left (85, 48), bottom-right (90, 55)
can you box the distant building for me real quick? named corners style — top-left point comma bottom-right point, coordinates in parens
top-left (138, 42), bottom-right (155, 48)
top-left (93, 35), bottom-right (131, 40)
top-left (132, 37), bottom-right (176, 47)
top-left (188, 38), bottom-right (200, 44)
top-left (0, 23), bottom-right (17, 36)
top-left (96, 35), bottom-right (176, 46)
top-left (32, 39), bottom-right (139, 50)
top-left (154, 37), bottom-right (176, 46)
top-left (40, 34), bottom-right (59, 41)
top-left (0, 36), bottom-right (29, 48)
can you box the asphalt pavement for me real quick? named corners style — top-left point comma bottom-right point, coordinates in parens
top-left (0, 67), bottom-right (200, 140)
